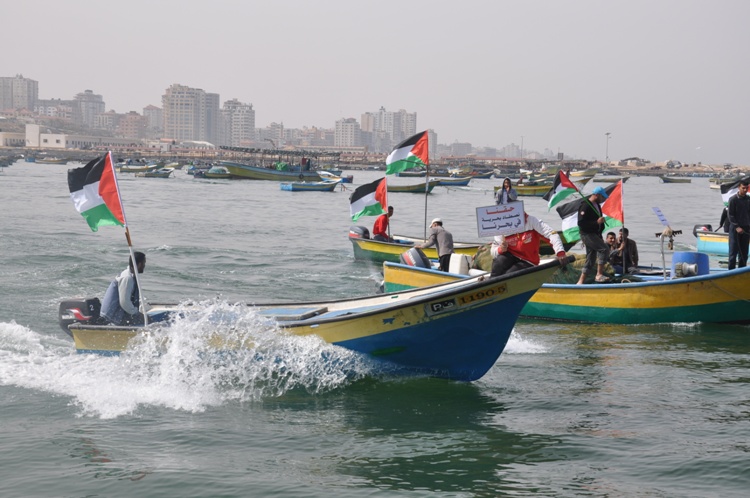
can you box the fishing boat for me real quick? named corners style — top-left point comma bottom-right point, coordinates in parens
top-left (509, 185), bottom-right (551, 197)
top-left (280, 180), bottom-right (339, 192)
top-left (35, 157), bottom-right (68, 165)
top-left (470, 171), bottom-right (495, 179)
top-left (388, 179), bottom-right (441, 193)
top-left (347, 228), bottom-right (574, 264)
top-left (202, 166), bottom-right (231, 179)
top-left (593, 176), bottom-right (631, 183)
top-left (659, 175), bottom-right (692, 184)
top-left (691, 224), bottom-right (742, 256)
top-left (569, 168), bottom-right (600, 177)
top-left (119, 163), bottom-right (160, 174)
top-left (381, 255), bottom-right (750, 325)
top-left (318, 170), bottom-right (353, 183)
top-left (57, 259), bottom-right (567, 381)
top-left (135, 167), bottom-right (174, 178)
top-left (221, 161), bottom-right (323, 182)
top-left (396, 170), bottom-right (427, 177)
top-left (437, 176), bottom-right (472, 187)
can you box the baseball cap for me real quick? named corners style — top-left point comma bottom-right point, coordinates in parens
top-left (592, 186), bottom-right (609, 199)
top-left (430, 218), bottom-right (442, 225)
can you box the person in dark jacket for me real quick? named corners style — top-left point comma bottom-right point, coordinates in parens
top-left (576, 186), bottom-right (610, 284)
top-left (495, 177), bottom-right (518, 205)
top-left (727, 179), bottom-right (750, 269)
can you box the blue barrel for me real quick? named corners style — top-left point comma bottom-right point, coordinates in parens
top-left (671, 251), bottom-right (709, 277)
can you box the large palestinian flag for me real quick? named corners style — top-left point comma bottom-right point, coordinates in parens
top-left (385, 131), bottom-right (429, 175)
top-left (556, 181), bottom-right (622, 243)
top-left (350, 177), bottom-right (388, 221)
top-left (68, 152), bottom-right (125, 231)
top-left (542, 170), bottom-right (579, 210)
top-left (720, 177), bottom-right (750, 206)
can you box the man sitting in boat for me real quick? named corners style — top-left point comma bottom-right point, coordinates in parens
top-left (609, 227), bottom-right (639, 274)
top-left (372, 206), bottom-right (394, 242)
top-left (101, 252), bottom-right (146, 326)
top-left (489, 212), bottom-right (568, 277)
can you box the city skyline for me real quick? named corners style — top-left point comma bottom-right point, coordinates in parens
top-left (2, 1), bottom-right (748, 164)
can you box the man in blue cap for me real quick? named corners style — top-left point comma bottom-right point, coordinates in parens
top-left (576, 186), bottom-right (611, 284)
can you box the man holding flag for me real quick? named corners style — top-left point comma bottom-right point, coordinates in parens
top-left (576, 186), bottom-right (611, 284)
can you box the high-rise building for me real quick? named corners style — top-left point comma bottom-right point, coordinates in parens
top-left (73, 90), bottom-right (105, 128)
top-left (360, 106), bottom-right (417, 152)
top-left (142, 105), bottom-right (163, 132)
top-left (334, 118), bottom-right (361, 147)
top-left (162, 84), bottom-right (221, 144)
top-left (0, 74), bottom-right (38, 111)
top-left (221, 99), bottom-right (255, 147)
top-left (35, 98), bottom-right (74, 120)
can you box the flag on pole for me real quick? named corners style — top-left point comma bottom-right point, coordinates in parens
top-left (67, 152), bottom-right (125, 231)
top-left (556, 182), bottom-right (622, 242)
top-left (719, 177), bottom-right (750, 206)
top-left (542, 170), bottom-right (579, 210)
top-left (350, 177), bottom-right (388, 221)
top-left (385, 131), bottom-right (429, 175)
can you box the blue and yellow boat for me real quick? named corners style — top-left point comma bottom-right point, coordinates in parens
top-left (59, 258), bottom-right (568, 381)
top-left (382, 259), bottom-right (750, 325)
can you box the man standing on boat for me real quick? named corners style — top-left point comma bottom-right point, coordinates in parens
top-left (490, 212), bottom-right (568, 277)
top-left (101, 252), bottom-right (146, 325)
top-left (576, 186), bottom-right (611, 284)
top-left (727, 178), bottom-right (750, 269)
top-left (372, 206), bottom-right (394, 242)
top-left (417, 218), bottom-right (455, 272)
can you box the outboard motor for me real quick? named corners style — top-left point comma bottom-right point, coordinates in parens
top-left (58, 297), bottom-right (103, 337)
top-left (349, 226), bottom-right (370, 239)
top-left (692, 224), bottom-right (713, 237)
top-left (400, 247), bottom-right (431, 268)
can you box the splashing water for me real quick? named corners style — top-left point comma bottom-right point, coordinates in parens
top-left (0, 301), bottom-right (390, 419)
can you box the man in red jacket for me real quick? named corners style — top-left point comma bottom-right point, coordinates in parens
top-left (490, 212), bottom-right (568, 277)
top-left (372, 206), bottom-right (394, 242)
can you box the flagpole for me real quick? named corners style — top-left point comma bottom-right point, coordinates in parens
top-left (423, 164), bottom-right (430, 241)
top-left (621, 180), bottom-right (628, 275)
top-left (108, 151), bottom-right (149, 326)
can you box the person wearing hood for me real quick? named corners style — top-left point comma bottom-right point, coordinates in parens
top-left (490, 212), bottom-right (568, 277)
top-left (417, 218), bottom-right (455, 271)
top-left (495, 177), bottom-right (518, 205)
top-left (101, 251), bottom-right (146, 325)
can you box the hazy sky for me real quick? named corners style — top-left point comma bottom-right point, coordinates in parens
top-left (4, 0), bottom-right (748, 164)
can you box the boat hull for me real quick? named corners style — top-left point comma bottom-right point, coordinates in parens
top-left (349, 236), bottom-right (480, 263)
top-left (65, 261), bottom-right (565, 381)
top-left (280, 181), bottom-right (338, 192)
top-left (694, 230), bottom-right (735, 256)
top-left (388, 180), bottom-right (440, 193)
top-left (382, 262), bottom-right (750, 324)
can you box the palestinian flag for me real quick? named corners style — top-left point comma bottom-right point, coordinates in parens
top-left (720, 177), bottom-right (750, 206)
top-left (67, 152), bottom-right (125, 231)
top-left (556, 182), bottom-right (622, 243)
top-left (542, 170), bottom-right (579, 210)
top-left (350, 177), bottom-right (388, 221)
top-left (385, 131), bottom-right (429, 175)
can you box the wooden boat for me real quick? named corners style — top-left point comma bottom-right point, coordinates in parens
top-left (470, 171), bottom-right (495, 179)
top-left (348, 230), bottom-right (573, 263)
top-left (57, 259), bottom-right (566, 381)
top-left (135, 167), bottom-right (174, 178)
top-left (221, 161), bottom-right (322, 182)
top-left (569, 168), bottom-right (600, 177)
top-left (437, 176), bottom-right (472, 187)
top-left (396, 170), bottom-right (427, 177)
top-left (35, 157), bottom-right (68, 165)
top-left (318, 170), bottom-right (353, 183)
top-left (119, 163), bottom-right (160, 174)
top-left (388, 179), bottom-right (440, 193)
top-left (659, 175), bottom-right (692, 184)
top-left (593, 176), bottom-right (631, 183)
top-left (497, 184), bottom-right (550, 197)
top-left (381, 259), bottom-right (750, 324)
top-left (280, 180), bottom-right (339, 192)
top-left (691, 225), bottom-right (743, 256)
top-left (203, 166), bottom-right (231, 179)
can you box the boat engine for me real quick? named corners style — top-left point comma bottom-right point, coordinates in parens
top-left (58, 297), bottom-right (104, 336)
top-left (400, 247), bottom-right (431, 268)
top-left (349, 226), bottom-right (370, 239)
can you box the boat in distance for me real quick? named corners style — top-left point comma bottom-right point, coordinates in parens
top-left (58, 258), bottom-right (569, 381)
top-left (280, 180), bottom-right (339, 192)
top-left (388, 179), bottom-right (441, 193)
top-left (221, 161), bottom-right (322, 182)
top-left (381, 257), bottom-right (750, 325)
top-left (135, 167), bottom-right (174, 178)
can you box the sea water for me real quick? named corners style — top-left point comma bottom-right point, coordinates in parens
top-left (1, 161), bottom-right (748, 497)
